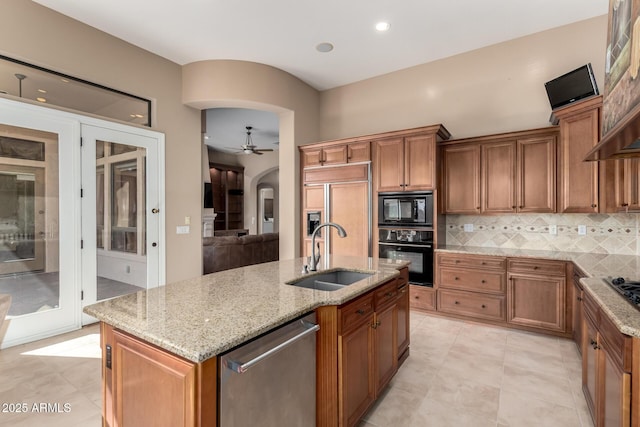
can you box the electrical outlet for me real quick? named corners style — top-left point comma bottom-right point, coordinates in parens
top-left (549, 225), bottom-right (557, 235)
top-left (578, 225), bottom-right (587, 236)
top-left (176, 225), bottom-right (190, 234)
top-left (463, 224), bottom-right (474, 232)
top-left (184, 216), bottom-right (191, 225)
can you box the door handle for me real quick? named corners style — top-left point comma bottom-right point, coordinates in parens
top-left (226, 320), bottom-right (319, 374)
top-left (151, 208), bottom-right (159, 214)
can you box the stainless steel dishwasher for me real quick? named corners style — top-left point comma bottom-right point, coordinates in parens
top-left (219, 312), bottom-right (319, 427)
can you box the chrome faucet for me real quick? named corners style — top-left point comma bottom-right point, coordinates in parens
top-left (308, 222), bottom-right (347, 271)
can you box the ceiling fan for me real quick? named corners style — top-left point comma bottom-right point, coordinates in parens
top-left (228, 126), bottom-right (274, 155)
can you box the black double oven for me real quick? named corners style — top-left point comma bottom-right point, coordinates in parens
top-left (377, 192), bottom-right (434, 287)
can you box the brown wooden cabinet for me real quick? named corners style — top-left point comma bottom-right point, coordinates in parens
top-left (441, 144), bottom-right (481, 214)
top-left (409, 285), bottom-right (437, 312)
top-left (613, 158), bottom-right (640, 212)
top-left (435, 253), bottom-right (507, 323)
top-left (301, 141), bottom-right (370, 168)
top-left (374, 134), bottom-right (436, 192)
top-left (572, 267), bottom-right (586, 355)
top-left (101, 323), bottom-right (217, 427)
top-left (441, 128), bottom-right (557, 214)
top-left (209, 163), bottom-right (244, 231)
top-left (582, 290), bottom-right (633, 427)
top-left (553, 95), bottom-right (602, 213)
top-left (507, 258), bottom-right (567, 334)
top-left (318, 271), bottom-right (408, 427)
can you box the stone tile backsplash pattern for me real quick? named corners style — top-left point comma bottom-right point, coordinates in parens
top-left (446, 214), bottom-right (640, 255)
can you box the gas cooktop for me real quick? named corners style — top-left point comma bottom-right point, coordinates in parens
top-left (605, 277), bottom-right (640, 308)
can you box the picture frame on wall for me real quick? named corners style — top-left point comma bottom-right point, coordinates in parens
top-left (602, 0), bottom-right (640, 137)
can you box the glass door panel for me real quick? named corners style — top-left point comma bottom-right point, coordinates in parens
top-left (81, 124), bottom-right (162, 322)
top-left (96, 141), bottom-right (147, 301)
top-left (0, 100), bottom-right (79, 349)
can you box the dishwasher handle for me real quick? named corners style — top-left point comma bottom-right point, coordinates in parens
top-left (226, 320), bottom-right (320, 374)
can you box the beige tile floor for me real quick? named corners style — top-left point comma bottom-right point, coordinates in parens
top-left (360, 311), bottom-right (594, 427)
top-left (0, 312), bottom-right (593, 427)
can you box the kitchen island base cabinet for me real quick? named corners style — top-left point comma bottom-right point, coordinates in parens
top-left (317, 270), bottom-right (407, 427)
top-left (101, 323), bottom-right (216, 427)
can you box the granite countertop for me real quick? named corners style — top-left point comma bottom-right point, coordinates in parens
top-left (84, 256), bottom-right (409, 363)
top-left (436, 245), bottom-right (640, 338)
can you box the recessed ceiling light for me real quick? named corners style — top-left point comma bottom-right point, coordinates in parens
top-left (37, 89), bottom-right (47, 94)
top-left (375, 22), bottom-right (390, 32)
top-left (36, 97), bottom-right (47, 103)
top-left (316, 42), bottom-right (334, 53)
top-left (61, 78), bottom-right (69, 83)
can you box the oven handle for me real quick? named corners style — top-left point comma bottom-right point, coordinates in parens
top-left (378, 242), bottom-right (432, 249)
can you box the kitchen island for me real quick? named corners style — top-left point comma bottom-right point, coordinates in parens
top-left (84, 255), bottom-right (410, 427)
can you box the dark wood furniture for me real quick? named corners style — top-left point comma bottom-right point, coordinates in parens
top-left (208, 163), bottom-right (244, 231)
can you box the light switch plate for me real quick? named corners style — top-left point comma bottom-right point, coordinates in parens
top-left (549, 225), bottom-right (557, 235)
top-left (578, 225), bottom-right (587, 236)
top-left (176, 225), bottom-right (190, 234)
top-left (463, 224), bottom-right (474, 232)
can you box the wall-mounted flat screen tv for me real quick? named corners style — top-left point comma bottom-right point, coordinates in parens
top-left (544, 63), bottom-right (599, 110)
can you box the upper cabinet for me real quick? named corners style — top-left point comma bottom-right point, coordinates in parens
top-left (441, 128), bottom-right (558, 214)
top-left (552, 96), bottom-right (602, 213)
top-left (374, 134), bottom-right (438, 192)
top-left (301, 141), bottom-right (370, 168)
top-left (613, 158), bottom-right (640, 212)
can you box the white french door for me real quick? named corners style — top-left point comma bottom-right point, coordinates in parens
top-left (0, 97), bottom-right (165, 347)
top-left (0, 99), bottom-right (81, 348)
top-left (80, 124), bottom-right (164, 324)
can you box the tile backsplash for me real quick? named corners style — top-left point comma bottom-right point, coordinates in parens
top-left (445, 213), bottom-right (640, 255)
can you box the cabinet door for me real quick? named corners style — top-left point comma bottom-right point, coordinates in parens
top-left (323, 145), bottom-right (348, 166)
top-left (482, 141), bottom-right (516, 213)
top-left (559, 108), bottom-right (600, 212)
top-left (329, 182), bottom-right (369, 257)
top-left (374, 303), bottom-right (398, 394)
top-left (404, 134), bottom-right (436, 190)
top-left (113, 330), bottom-right (196, 427)
top-left (614, 158), bottom-right (640, 212)
top-left (340, 319), bottom-right (375, 427)
top-left (518, 135), bottom-right (556, 213)
top-left (347, 141), bottom-right (371, 163)
top-left (302, 147), bottom-right (324, 168)
top-left (507, 273), bottom-right (566, 333)
top-left (442, 144), bottom-right (481, 214)
top-left (374, 137), bottom-right (404, 192)
top-left (583, 313), bottom-right (600, 425)
top-left (601, 344), bottom-right (631, 427)
top-left (396, 283), bottom-right (410, 362)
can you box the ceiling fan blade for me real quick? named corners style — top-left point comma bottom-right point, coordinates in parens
top-left (253, 150), bottom-right (263, 155)
top-left (255, 149), bottom-right (274, 152)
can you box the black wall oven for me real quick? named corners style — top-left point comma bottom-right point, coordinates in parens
top-left (378, 228), bottom-right (433, 287)
top-left (378, 192), bottom-right (433, 227)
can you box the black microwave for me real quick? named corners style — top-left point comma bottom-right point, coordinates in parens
top-left (378, 192), bottom-right (433, 226)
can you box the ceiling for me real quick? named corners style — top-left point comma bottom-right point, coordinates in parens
top-left (33, 0), bottom-right (608, 91)
top-left (27, 1), bottom-right (608, 153)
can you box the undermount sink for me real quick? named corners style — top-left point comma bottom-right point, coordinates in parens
top-left (287, 270), bottom-right (374, 291)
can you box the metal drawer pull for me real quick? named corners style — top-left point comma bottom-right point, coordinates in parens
top-left (226, 320), bottom-right (320, 374)
top-left (590, 339), bottom-right (599, 350)
top-left (481, 304), bottom-right (486, 308)
top-left (356, 309), bottom-right (366, 315)
top-left (454, 301), bottom-right (459, 305)
top-left (481, 280), bottom-right (486, 284)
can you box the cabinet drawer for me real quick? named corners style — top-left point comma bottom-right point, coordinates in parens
top-left (507, 258), bottom-right (565, 276)
top-left (374, 280), bottom-right (398, 310)
top-left (437, 289), bottom-right (506, 322)
top-left (439, 268), bottom-right (505, 293)
top-left (340, 292), bottom-right (374, 333)
top-left (437, 253), bottom-right (506, 270)
top-left (409, 285), bottom-right (436, 312)
top-left (583, 291), bottom-right (600, 324)
top-left (599, 309), bottom-right (633, 372)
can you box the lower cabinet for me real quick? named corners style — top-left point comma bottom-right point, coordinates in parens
top-left (318, 270), bottom-right (407, 427)
top-left (507, 259), bottom-right (567, 334)
top-left (434, 252), bottom-right (570, 337)
top-left (582, 291), bottom-right (632, 427)
top-left (572, 268), bottom-right (585, 355)
top-left (409, 285), bottom-right (436, 312)
top-left (101, 323), bottom-right (217, 427)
